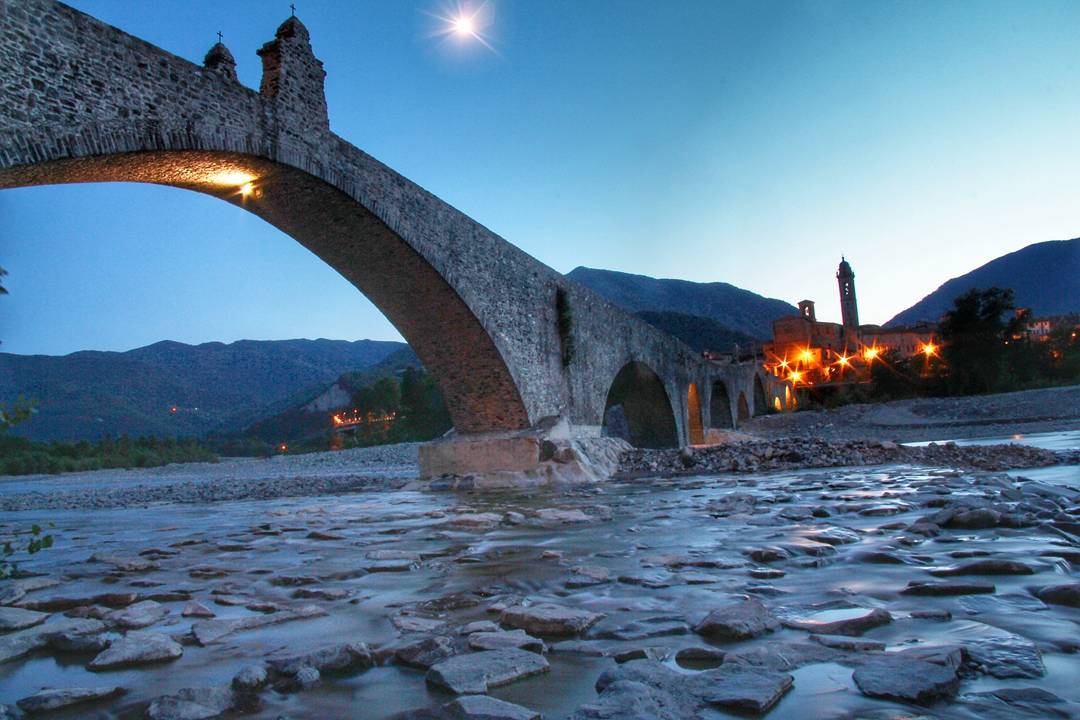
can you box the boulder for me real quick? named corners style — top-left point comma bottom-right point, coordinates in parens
top-left (88, 632), bottom-right (183, 670)
top-left (929, 560), bottom-right (1035, 577)
top-left (853, 654), bottom-right (960, 705)
top-left (784, 608), bottom-right (892, 637)
top-left (105, 599), bottom-right (167, 629)
top-left (16, 686), bottom-right (125, 714)
top-left (426, 649), bottom-right (550, 694)
top-left (1033, 583), bottom-right (1080, 608)
top-left (500, 603), bottom-right (603, 636)
top-left (146, 687), bottom-right (234, 720)
top-left (693, 597), bottom-right (779, 640)
top-left (444, 695), bottom-right (540, 720)
top-left (267, 642), bottom-right (372, 676)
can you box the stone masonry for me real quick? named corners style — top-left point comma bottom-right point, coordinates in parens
top-left (0, 0), bottom-right (787, 473)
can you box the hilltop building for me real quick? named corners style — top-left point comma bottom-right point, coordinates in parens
top-left (764, 258), bottom-right (936, 386)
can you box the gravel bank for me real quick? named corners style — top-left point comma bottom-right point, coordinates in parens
top-left (740, 384), bottom-right (1080, 443)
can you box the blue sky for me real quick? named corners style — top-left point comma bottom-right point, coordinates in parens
top-left (2, 0), bottom-right (1078, 355)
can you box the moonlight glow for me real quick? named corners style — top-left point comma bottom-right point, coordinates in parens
top-left (431, 2), bottom-right (495, 52)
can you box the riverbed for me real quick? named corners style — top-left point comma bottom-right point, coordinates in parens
top-left (0, 432), bottom-right (1077, 719)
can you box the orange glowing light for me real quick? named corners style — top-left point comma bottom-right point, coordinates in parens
top-left (240, 182), bottom-right (254, 196)
top-left (278, 443), bottom-right (288, 453)
top-left (170, 406), bottom-right (178, 413)
top-left (208, 170), bottom-right (254, 187)
top-left (789, 370), bottom-right (803, 384)
top-left (863, 347), bottom-right (879, 361)
top-left (921, 342), bottom-right (937, 356)
top-left (779, 359), bottom-right (789, 368)
top-left (837, 355), bottom-right (851, 366)
top-left (799, 349), bottom-right (814, 363)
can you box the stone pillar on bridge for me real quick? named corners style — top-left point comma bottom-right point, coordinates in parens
top-left (257, 15), bottom-right (329, 134)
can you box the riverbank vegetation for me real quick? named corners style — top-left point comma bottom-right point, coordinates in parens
top-left (0, 434), bottom-right (216, 476)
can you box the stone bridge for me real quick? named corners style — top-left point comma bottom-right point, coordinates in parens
top-left (0, 0), bottom-right (790, 477)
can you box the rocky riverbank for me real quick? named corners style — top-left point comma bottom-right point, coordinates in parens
top-left (0, 437), bottom-right (1077, 718)
top-left (621, 438), bottom-right (1079, 478)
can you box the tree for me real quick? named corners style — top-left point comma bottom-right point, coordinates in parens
top-left (937, 287), bottom-right (1021, 395)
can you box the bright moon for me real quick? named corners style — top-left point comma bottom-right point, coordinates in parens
top-left (453, 15), bottom-right (475, 37)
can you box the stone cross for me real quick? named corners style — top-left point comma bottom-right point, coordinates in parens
top-left (216, 31), bottom-right (222, 43)
top-left (290, 3), bottom-right (296, 16)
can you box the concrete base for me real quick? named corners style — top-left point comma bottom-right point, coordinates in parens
top-left (417, 418), bottom-right (631, 489)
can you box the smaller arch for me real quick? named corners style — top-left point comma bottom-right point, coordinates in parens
top-left (753, 375), bottom-right (767, 416)
top-left (736, 392), bottom-right (750, 424)
top-left (709, 380), bottom-right (733, 430)
top-left (602, 361), bottom-right (678, 448)
top-left (687, 383), bottom-right (705, 445)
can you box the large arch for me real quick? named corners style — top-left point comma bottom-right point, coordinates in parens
top-left (0, 150), bottom-right (530, 435)
top-left (602, 361), bottom-right (678, 449)
top-left (753, 375), bottom-right (767, 416)
top-left (709, 380), bottom-right (733, 430)
top-left (686, 383), bottom-right (705, 445)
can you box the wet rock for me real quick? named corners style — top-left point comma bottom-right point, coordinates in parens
top-left (292, 587), bottom-right (349, 600)
top-left (0, 618), bottom-right (104, 664)
top-left (902, 580), bottom-right (996, 596)
top-left (181, 601), bottom-right (215, 618)
top-left (748, 568), bottom-right (785, 579)
top-left (565, 565), bottom-right (610, 588)
top-left (592, 659), bottom-right (793, 716)
top-left (535, 508), bottom-right (590, 524)
top-left (784, 608), bottom-right (891, 636)
top-left (306, 530), bottom-right (344, 541)
top-left (426, 648), bottom-right (550, 694)
top-left (854, 551), bottom-right (905, 564)
top-left (853, 654), bottom-right (960, 705)
top-left (500, 603), bottom-right (604, 636)
top-left (930, 560), bottom-right (1035, 576)
top-left (393, 615), bottom-right (448, 634)
top-left (444, 694), bottom-right (540, 720)
top-left (460, 621), bottom-right (500, 635)
top-left (48, 630), bottom-right (114, 653)
top-left (16, 686), bottom-right (126, 714)
top-left (962, 687), bottom-right (1073, 718)
top-left (596, 619), bottom-right (688, 642)
top-left (809, 634), bottom-right (885, 652)
top-left (722, 640), bottom-right (839, 671)
top-left (146, 687), bottom-right (234, 720)
top-left (89, 632), bottom-right (183, 669)
top-left (0, 577), bottom-right (60, 606)
top-left (613, 646), bottom-right (669, 663)
top-left (674, 646), bottom-right (725, 666)
top-left (395, 636), bottom-right (458, 669)
top-left (191, 604), bottom-right (327, 645)
top-left (267, 642), bottom-right (373, 675)
top-left (693, 596), bottom-right (779, 640)
top-left (105, 599), bottom-right (167, 629)
top-left (808, 527), bottom-right (861, 545)
top-left (743, 546), bottom-right (791, 563)
top-left (232, 663), bottom-right (269, 691)
top-left (1032, 582), bottom-right (1080, 608)
top-left (468, 629), bottom-right (545, 653)
top-left (948, 508), bottom-right (1001, 529)
top-left (569, 679), bottom-right (682, 720)
top-left (0, 606), bottom-right (48, 631)
top-left (548, 639), bottom-right (610, 657)
top-left (268, 574), bottom-right (319, 587)
top-left (290, 665), bottom-right (321, 690)
top-left (911, 609), bottom-right (952, 621)
top-left (964, 626), bottom-right (1045, 678)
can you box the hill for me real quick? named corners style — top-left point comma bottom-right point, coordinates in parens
top-left (634, 311), bottom-right (758, 353)
top-left (567, 267), bottom-right (796, 339)
top-left (886, 238), bottom-right (1080, 327)
top-left (0, 338), bottom-right (406, 442)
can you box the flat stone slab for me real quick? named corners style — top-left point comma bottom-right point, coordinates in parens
top-left (191, 604), bottom-right (327, 645)
top-left (88, 632), bottom-right (183, 670)
top-left (500, 603), bottom-right (603, 636)
top-left (0, 618), bottom-right (104, 664)
top-left (444, 694), bottom-right (540, 720)
top-left (267, 642), bottom-right (372, 675)
top-left (901, 581), bottom-right (996, 596)
top-left (426, 649), bottom-right (550, 694)
top-left (853, 654), bottom-right (960, 705)
top-left (0, 606), bottom-right (49, 631)
top-left (16, 686), bottom-right (126, 714)
top-left (1033, 582), bottom-right (1080, 608)
top-left (106, 599), bottom-right (168, 629)
top-left (810, 634), bottom-right (885, 652)
top-left (467, 630), bottom-right (545, 653)
top-left (146, 687), bottom-right (234, 720)
top-left (694, 596), bottom-right (779, 640)
top-left (700, 665), bottom-right (795, 714)
top-left (785, 607), bottom-right (891, 637)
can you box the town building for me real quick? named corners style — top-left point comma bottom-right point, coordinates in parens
top-left (763, 258), bottom-right (937, 386)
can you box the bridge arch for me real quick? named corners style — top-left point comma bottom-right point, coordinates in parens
top-left (753, 375), bottom-right (767, 416)
top-left (602, 361), bottom-right (678, 448)
top-left (709, 380), bottom-right (733, 430)
top-left (686, 383), bottom-right (705, 445)
top-left (736, 391), bottom-right (751, 425)
top-left (0, 147), bottom-right (530, 435)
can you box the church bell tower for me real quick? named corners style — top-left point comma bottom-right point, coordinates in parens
top-left (837, 257), bottom-right (859, 328)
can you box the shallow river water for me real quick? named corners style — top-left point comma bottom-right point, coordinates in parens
top-left (0, 431), bottom-right (1077, 719)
